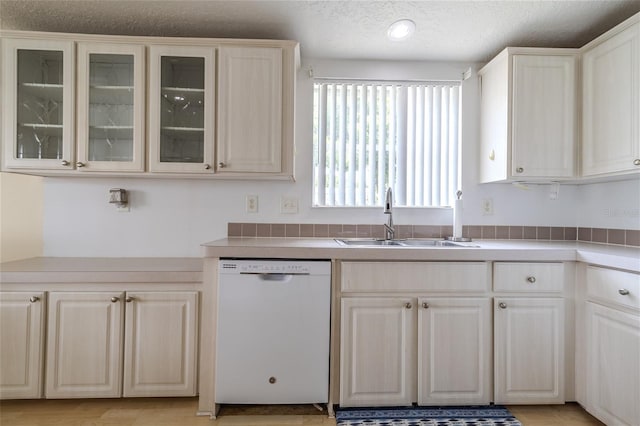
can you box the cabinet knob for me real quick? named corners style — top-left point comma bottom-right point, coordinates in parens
top-left (634, 159), bottom-right (640, 166)
top-left (619, 289), bottom-right (630, 296)
top-left (526, 276), bottom-right (536, 283)
top-left (422, 302), bottom-right (429, 309)
top-left (61, 160), bottom-right (70, 166)
top-left (269, 376), bottom-right (276, 384)
top-left (126, 297), bottom-right (134, 303)
top-left (29, 296), bottom-right (40, 303)
top-left (516, 167), bottom-right (524, 173)
top-left (499, 302), bottom-right (507, 309)
top-left (405, 302), bottom-right (412, 309)
top-left (111, 297), bottom-right (119, 303)
top-left (218, 162), bottom-right (226, 168)
top-left (76, 161), bottom-right (85, 168)
top-left (204, 163), bottom-right (211, 170)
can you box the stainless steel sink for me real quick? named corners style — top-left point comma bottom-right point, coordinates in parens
top-left (335, 238), bottom-right (479, 248)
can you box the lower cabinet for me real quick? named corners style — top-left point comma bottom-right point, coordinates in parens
top-left (339, 261), bottom-right (492, 408)
top-left (339, 297), bottom-right (491, 407)
top-left (494, 297), bottom-right (564, 404)
top-left (583, 265), bottom-right (640, 426)
top-left (0, 292), bottom-right (45, 399)
top-left (418, 298), bottom-right (491, 405)
top-left (340, 297), bottom-right (415, 407)
top-left (123, 291), bottom-right (198, 397)
top-left (45, 291), bottom-right (198, 398)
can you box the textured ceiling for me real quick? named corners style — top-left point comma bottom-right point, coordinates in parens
top-left (1, 0), bottom-right (639, 62)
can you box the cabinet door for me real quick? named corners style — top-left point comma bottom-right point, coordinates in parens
top-left (494, 297), bottom-right (564, 404)
top-left (0, 292), bottom-right (45, 399)
top-left (417, 298), bottom-right (491, 405)
top-left (217, 46), bottom-right (282, 173)
top-left (123, 291), bottom-right (198, 397)
top-left (586, 303), bottom-right (640, 426)
top-left (340, 297), bottom-right (415, 407)
top-left (45, 292), bottom-right (124, 398)
top-left (148, 46), bottom-right (215, 173)
top-left (76, 42), bottom-right (145, 172)
top-left (511, 54), bottom-right (577, 178)
top-left (2, 38), bottom-right (75, 170)
top-left (583, 20), bottom-right (640, 176)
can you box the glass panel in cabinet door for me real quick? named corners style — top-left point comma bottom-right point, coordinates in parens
top-left (16, 49), bottom-right (64, 160)
top-left (160, 56), bottom-right (205, 163)
top-left (88, 53), bottom-right (134, 162)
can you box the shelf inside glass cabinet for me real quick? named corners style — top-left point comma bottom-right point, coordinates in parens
top-left (19, 123), bottom-right (63, 136)
top-left (20, 83), bottom-right (64, 101)
top-left (89, 85), bottom-right (134, 104)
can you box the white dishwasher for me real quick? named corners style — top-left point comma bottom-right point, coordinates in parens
top-left (215, 259), bottom-right (331, 404)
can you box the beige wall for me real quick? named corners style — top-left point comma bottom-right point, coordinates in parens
top-left (0, 172), bottom-right (43, 262)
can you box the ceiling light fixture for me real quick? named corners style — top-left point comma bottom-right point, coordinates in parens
top-left (387, 19), bottom-right (416, 41)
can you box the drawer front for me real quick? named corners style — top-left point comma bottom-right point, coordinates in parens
top-left (493, 262), bottom-right (564, 292)
top-left (587, 266), bottom-right (640, 311)
top-left (341, 262), bottom-right (489, 293)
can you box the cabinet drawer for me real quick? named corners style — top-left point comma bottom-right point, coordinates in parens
top-left (341, 262), bottom-right (489, 293)
top-left (587, 266), bottom-right (640, 311)
top-left (493, 262), bottom-right (564, 292)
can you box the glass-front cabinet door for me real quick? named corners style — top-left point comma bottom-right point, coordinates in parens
top-left (2, 38), bottom-right (75, 170)
top-left (76, 42), bottom-right (145, 172)
top-left (148, 46), bottom-right (215, 173)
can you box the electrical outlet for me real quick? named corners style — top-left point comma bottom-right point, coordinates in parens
top-left (246, 195), bottom-right (259, 213)
top-left (482, 198), bottom-right (493, 215)
top-left (280, 196), bottom-right (299, 214)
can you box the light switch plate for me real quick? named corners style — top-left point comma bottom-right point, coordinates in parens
top-left (280, 196), bottom-right (299, 214)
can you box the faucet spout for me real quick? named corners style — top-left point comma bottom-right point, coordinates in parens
top-left (383, 187), bottom-right (394, 240)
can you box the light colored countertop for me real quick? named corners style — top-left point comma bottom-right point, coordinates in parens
top-left (0, 257), bottom-right (203, 284)
top-left (1, 240), bottom-right (637, 285)
top-left (202, 238), bottom-right (640, 272)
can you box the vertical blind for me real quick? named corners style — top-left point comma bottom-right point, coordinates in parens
top-left (313, 80), bottom-right (461, 207)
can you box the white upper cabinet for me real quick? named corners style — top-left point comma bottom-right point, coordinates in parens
top-left (479, 48), bottom-right (578, 183)
top-left (76, 42), bottom-right (146, 172)
top-left (1, 38), bottom-right (75, 170)
top-left (582, 14), bottom-right (640, 177)
top-left (148, 46), bottom-right (215, 173)
top-left (1, 31), bottom-right (298, 179)
top-left (217, 46), bottom-right (283, 173)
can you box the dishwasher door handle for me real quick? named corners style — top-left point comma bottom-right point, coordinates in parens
top-left (239, 272), bottom-right (309, 281)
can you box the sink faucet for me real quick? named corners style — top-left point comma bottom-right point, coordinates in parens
top-left (383, 187), bottom-right (395, 240)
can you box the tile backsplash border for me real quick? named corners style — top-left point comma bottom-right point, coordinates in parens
top-left (227, 223), bottom-right (640, 247)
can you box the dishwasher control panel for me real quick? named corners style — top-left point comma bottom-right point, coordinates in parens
top-left (219, 259), bottom-right (331, 275)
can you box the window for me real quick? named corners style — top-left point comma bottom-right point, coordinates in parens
top-left (313, 79), bottom-right (461, 207)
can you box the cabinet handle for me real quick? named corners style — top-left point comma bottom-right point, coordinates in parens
top-left (76, 162), bottom-right (85, 168)
top-left (526, 276), bottom-right (536, 284)
top-left (218, 162), bottom-right (226, 168)
top-left (619, 289), bottom-right (630, 296)
top-left (111, 297), bottom-right (119, 303)
top-left (204, 163), bottom-right (211, 170)
top-left (516, 167), bottom-right (524, 173)
top-left (29, 296), bottom-right (40, 303)
top-left (61, 160), bottom-right (70, 166)
top-left (126, 297), bottom-right (134, 303)
top-left (405, 302), bottom-right (412, 309)
top-left (634, 159), bottom-right (640, 166)
top-left (422, 302), bottom-right (429, 309)
top-left (499, 302), bottom-right (507, 309)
